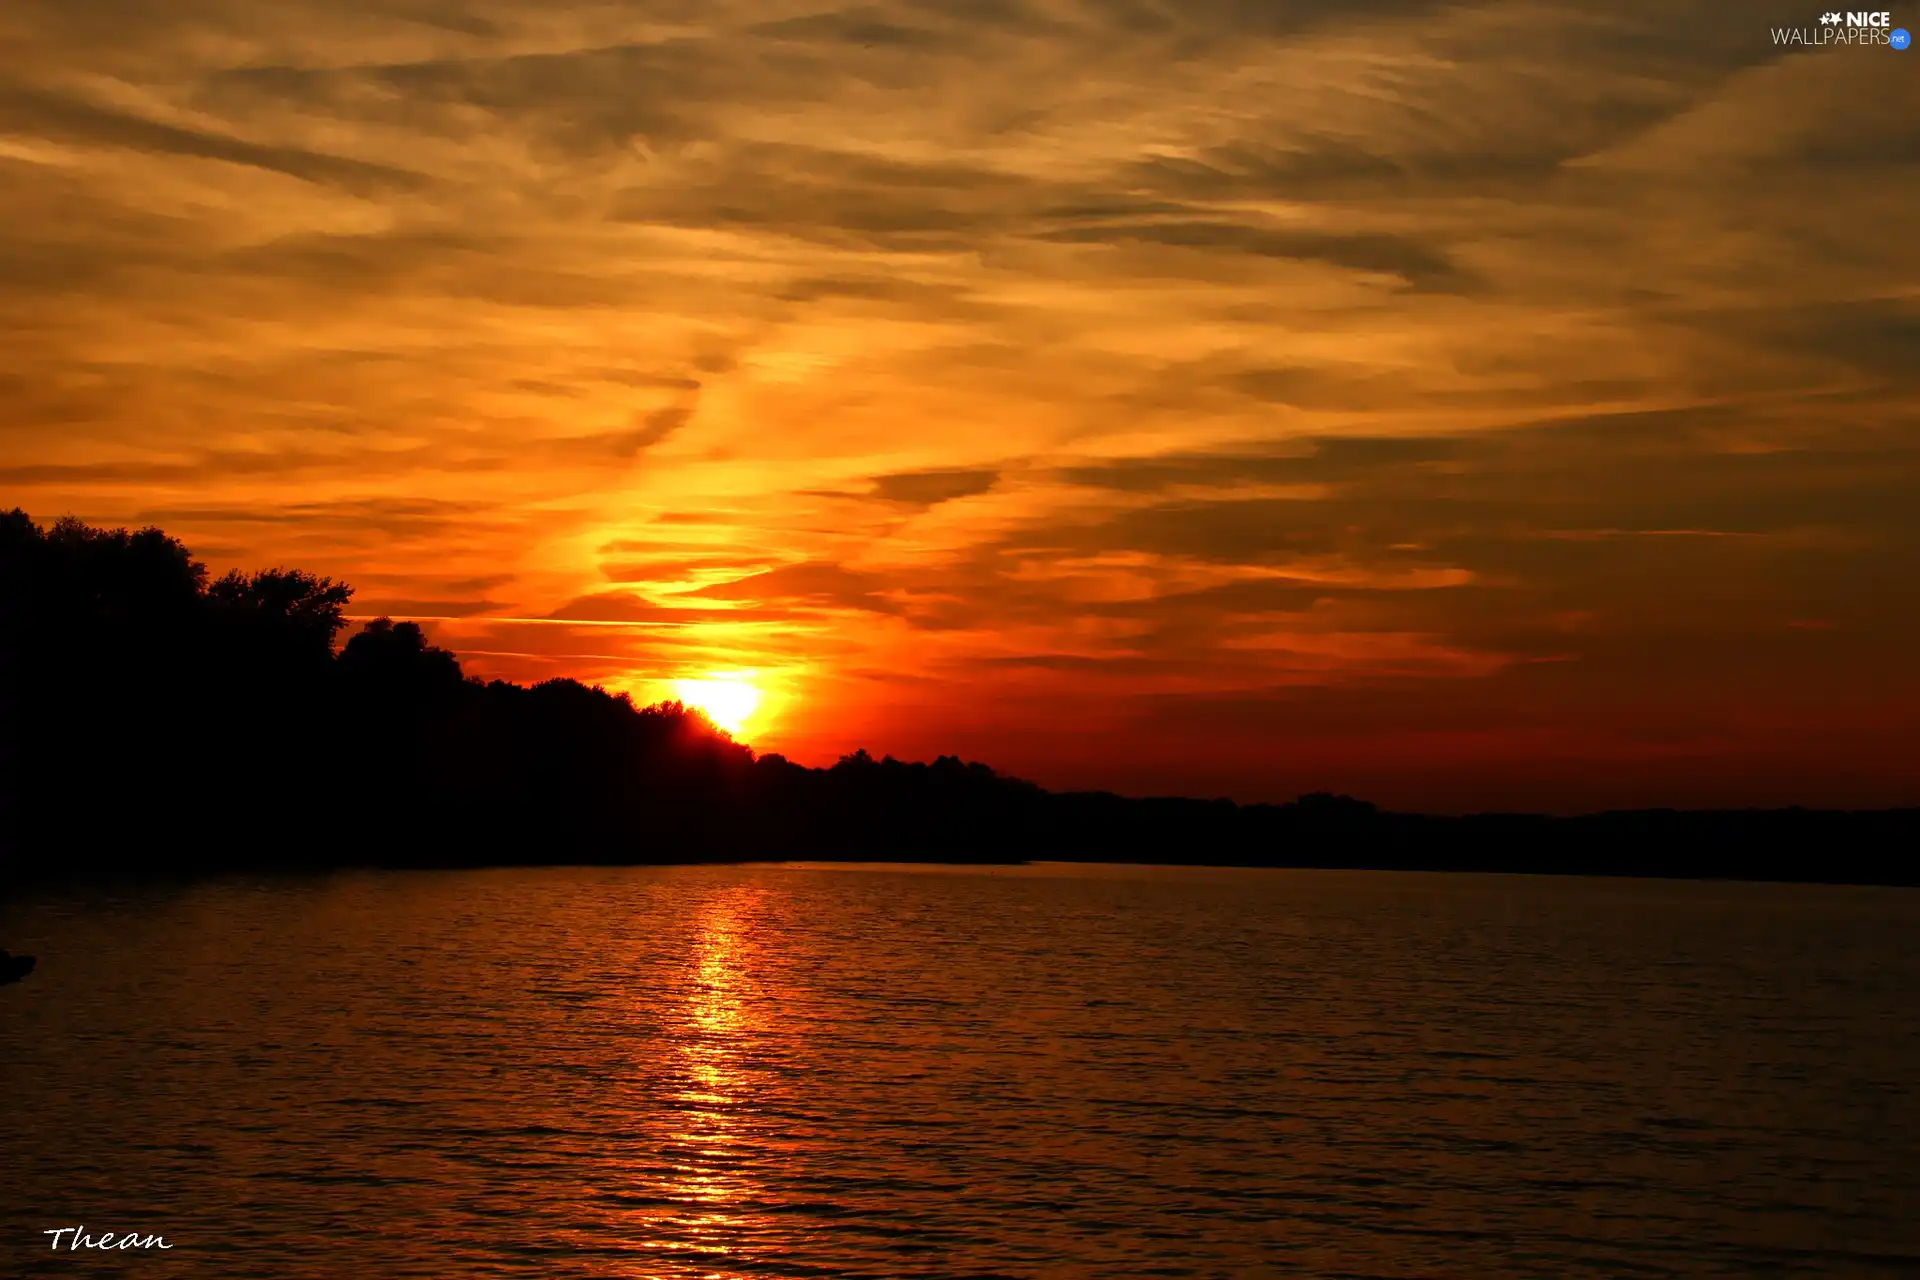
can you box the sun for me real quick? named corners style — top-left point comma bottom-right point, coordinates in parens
top-left (672, 676), bottom-right (763, 737)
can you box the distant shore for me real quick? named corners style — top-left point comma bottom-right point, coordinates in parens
top-left (7, 800), bottom-right (1918, 888)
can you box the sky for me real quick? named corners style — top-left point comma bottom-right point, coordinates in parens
top-left (2, 0), bottom-right (1916, 811)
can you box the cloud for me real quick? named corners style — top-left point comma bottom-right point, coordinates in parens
top-left (751, 8), bottom-right (947, 48)
top-left (0, 84), bottom-right (426, 193)
top-left (870, 467), bottom-right (999, 506)
top-left (352, 596), bottom-right (501, 617)
top-left (544, 592), bottom-right (683, 623)
top-left (620, 405), bottom-right (697, 453)
top-left (1031, 220), bottom-right (1476, 292)
top-left (688, 561), bottom-right (900, 613)
top-left (598, 553), bottom-right (777, 583)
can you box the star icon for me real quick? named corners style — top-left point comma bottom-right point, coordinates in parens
top-left (1821, 11), bottom-right (1842, 22)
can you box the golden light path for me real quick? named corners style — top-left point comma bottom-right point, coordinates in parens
top-left (670, 676), bottom-right (765, 738)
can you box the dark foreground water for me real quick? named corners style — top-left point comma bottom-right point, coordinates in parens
top-left (2, 864), bottom-right (1917, 1278)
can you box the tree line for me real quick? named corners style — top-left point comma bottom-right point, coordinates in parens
top-left (2, 510), bottom-right (1913, 884)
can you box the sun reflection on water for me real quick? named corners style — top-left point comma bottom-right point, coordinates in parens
top-left (618, 888), bottom-right (772, 1276)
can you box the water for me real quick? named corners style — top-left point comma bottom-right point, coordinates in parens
top-left (2, 863), bottom-right (1917, 1278)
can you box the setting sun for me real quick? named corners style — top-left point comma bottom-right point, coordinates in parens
top-left (672, 677), bottom-right (763, 737)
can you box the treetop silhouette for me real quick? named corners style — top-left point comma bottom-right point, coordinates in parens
top-left (1, 509), bottom-right (1912, 884)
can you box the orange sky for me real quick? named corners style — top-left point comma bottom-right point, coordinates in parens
top-left (2, 0), bottom-right (1916, 810)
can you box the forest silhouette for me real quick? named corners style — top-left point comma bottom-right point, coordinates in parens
top-left (2, 510), bottom-right (1913, 885)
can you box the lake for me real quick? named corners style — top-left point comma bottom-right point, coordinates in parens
top-left (2, 863), bottom-right (1917, 1277)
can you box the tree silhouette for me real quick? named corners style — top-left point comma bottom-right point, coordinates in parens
top-left (209, 568), bottom-right (353, 665)
top-left (1, 509), bottom-right (1913, 885)
top-left (339, 617), bottom-right (464, 699)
